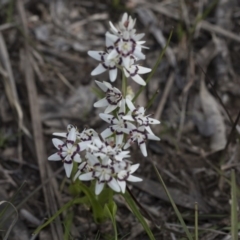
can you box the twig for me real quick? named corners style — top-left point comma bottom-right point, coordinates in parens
top-left (145, 2), bottom-right (240, 43)
top-left (17, 1), bottom-right (63, 239)
top-left (154, 72), bottom-right (175, 121)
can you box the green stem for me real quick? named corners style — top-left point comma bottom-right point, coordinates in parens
top-left (153, 164), bottom-right (193, 240)
top-left (146, 89), bottom-right (159, 110)
top-left (122, 69), bottom-right (127, 98)
top-left (133, 30), bottom-right (173, 103)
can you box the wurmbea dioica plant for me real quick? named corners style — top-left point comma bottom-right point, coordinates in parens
top-left (47, 12), bottom-right (161, 238)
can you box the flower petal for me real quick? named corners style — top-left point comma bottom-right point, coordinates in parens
top-left (109, 21), bottom-right (118, 34)
top-left (94, 98), bottom-right (108, 108)
top-left (130, 164), bottom-right (140, 174)
top-left (95, 181), bottom-right (105, 195)
top-left (79, 172), bottom-right (94, 181)
top-left (88, 51), bottom-right (104, 61)
top-left (52, 132), bottom-right (67, 138)
top-left (126, 98), bottom-right (135, 111)
top-left (105, 104), bottom-right (118, 113)
top-left (109, 68), bottom-right (118, 82)
top-left (91, 64), bottom-right (107, 76)
top-left (137, 66), bottom-right (151, 74)
top-left (107, 49), bottom-right (119, 61)
top-left (118, 180), bottom-right (126, 193)
top-left (147, 134), bottom-right (160, 141)
top-left (68, 127), bottom-right (76, 143)
top-left (48, 152), bottom-right (61, 161)
top-left (64, 162), bottom-right (73, 178)
top-left (105, 31), bottom-right (119, 44)
top-left (122, 115), bottom-right (134, 121)
top-left (108, 178), bottom-right (120, 192)
top-left (74, 154), bottom-right (81, 163)
top-left (101, 128), bottom-right (113, 139)
top-left (139, 142), bottom-right (147, 157)
top-left (148, 117), bottom-right (160, 124)
top-left (131, 74), bottom-right (146, 86)
top-left (78, 141), bottom-right (91, 151)
top-left (124, 140), bottom-right (131, 149)
top-left (116, 134), bottom-right (124, 145)
top-left (95, 80), bottom-right (108, 92)
top-left (127, 175), bottom-right (142, 182)
top-left (52, 138), bottom-right (64, 149)
top-left (99, 113), bottom-right (113, 123)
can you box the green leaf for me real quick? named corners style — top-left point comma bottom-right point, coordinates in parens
top-left (77, 181), bottom-right (105, 223)
top-left (33, 199), bottom-right (75, 235)
top-left (104, 201), bottom-right (118, 240)
top-left (123, 191), bottom-right (155, 240)
top-left (153, 164), bottom-right (193, 240)
top-left (63, 210), bottom-right (74, 240)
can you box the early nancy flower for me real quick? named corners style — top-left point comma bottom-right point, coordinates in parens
top-left (94, 80), bottom-right (123, 113)
top-left (124, 126), bottom-right (160, 157)
top-left (113, 161), bottom-right (142, 193)
top-left (79, 153), bottom-right (121, 195)
top-left (123, 106), bottom-right (160, 134)
top-left (88, 137), bottom-right (130, 161)
top-left (99, 112), bottom-right (135, 145)
top-left (48, 128), bottom-right (89, 178)
top-left (88, 50), bottom-right (122, 82)
top-left (94, 81), bottom-right (135, 113)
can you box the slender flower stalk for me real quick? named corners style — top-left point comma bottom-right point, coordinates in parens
top-left (48, 12), bottom-right (161, 196)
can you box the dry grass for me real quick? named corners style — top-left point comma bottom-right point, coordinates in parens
top-left (0, 0), bottom-right (240, 239)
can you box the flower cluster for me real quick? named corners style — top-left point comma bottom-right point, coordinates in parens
top-left (48, 13), bottom-right (160, 195)
top-left (88, 13), bottom-right (151, 85)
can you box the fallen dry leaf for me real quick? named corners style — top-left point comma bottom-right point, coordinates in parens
top-left (199, 78), bottom-right (227, 151)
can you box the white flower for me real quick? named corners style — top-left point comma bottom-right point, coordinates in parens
top-left (123, 62), bottom-right (151, 86)
top-left (94, 81), bottom-right (135, 113)
top-left (48, 128), bottom-right (89, 178)
top-left (124, 126), bottom-right (160, 157)
top-left (78, 128), bottom-right (98, 142)
top-left (94, 81), bottom-right (123, 113)
top-left (79, 153), bottom-right (120, 195)
top-left (109, 12), bottom-right (136, 36)
top-left (106, 31), bottom-right (145, 67)
top-left (73, 151), bottom-right (100, 181)
top-left (113, 161), bottom-right (142, 193)
top-left (109, 13), bottom-right (145, 43)
top-left (88, 137), bottom-right (130, 161)
top-left (52, 125), bottom-right (99, 143)
top-left (52, 124), bottom-right (78, 138)
top-left (99, 112), bottom-right (135, 145)
top-left (123, 106), bottom-right (160, 134)
top-left (88, 50), bottom-right (122, 82)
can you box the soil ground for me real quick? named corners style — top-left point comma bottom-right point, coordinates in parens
top-left (1, 0), bottom-right (240, 239)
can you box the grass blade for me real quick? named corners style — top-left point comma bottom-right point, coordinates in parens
top-left (33, 199), bottom-right (75, 235)
top-left (123, 190), bottom-right (155, 240)
top-left (153, 164), bottom-right (193, 240)
top-left (195, 202), bottom-right (198, 240)
top-left (231, 170), bottom-right (238, 240)
top-left (0, 201), bottom-right (18, 240)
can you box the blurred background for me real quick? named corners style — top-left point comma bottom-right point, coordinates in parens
top-left (0, 0), bottom-right (240, 239)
